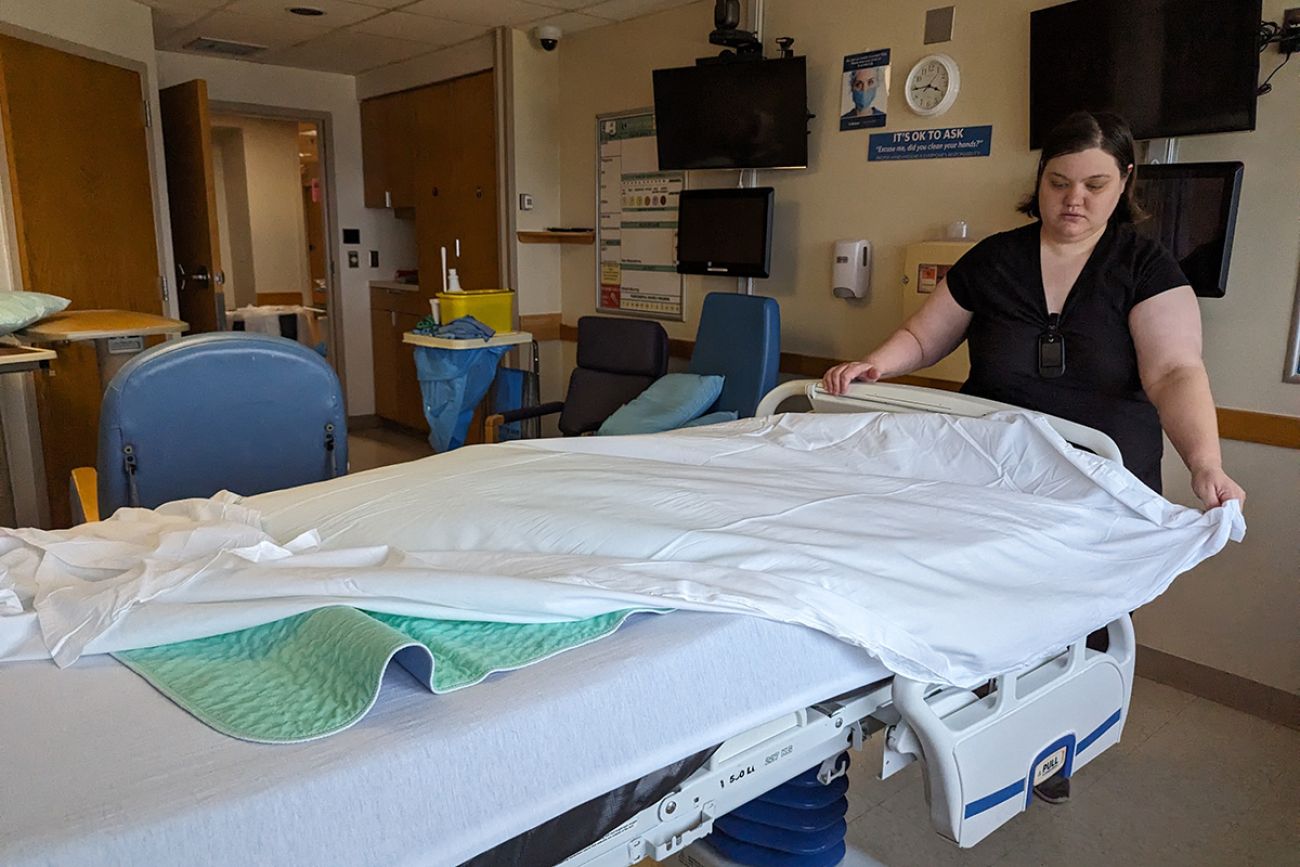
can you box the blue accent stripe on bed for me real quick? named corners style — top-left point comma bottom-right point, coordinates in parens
top-left (1077, 708), bottom-right (1123, 753)
top-left (964, 779), bottom-right (1025, 819)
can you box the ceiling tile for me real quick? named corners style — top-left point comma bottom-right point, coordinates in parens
top-left (525, 12), bottom-right (614, 33)
top-left (136, 0), bottom-right (227, 8)
top-left (149, 3), bottom-right (212, 35)
top-left (402, 0), bottom-right (559, 27)
top-left (223, 0), bottom-right (383, 28)
top-left (158, 10), bottom-right (334, 51)
top-left (259, 29), bottom-right (434, 73)
top-left (580, 0), bottom-right (696, 22)
top-left (351, 11), bottom-right (488, 45)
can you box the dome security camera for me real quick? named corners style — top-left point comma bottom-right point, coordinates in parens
top-left (534, 25), bottom-right (562, 51)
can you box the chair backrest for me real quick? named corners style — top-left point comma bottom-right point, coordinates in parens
top-left (559, 316), bottom-right (668, 435)
top-left (97, 332), bottom-right (348, 514)
top-left (688, 292), bottom-right (781, 418)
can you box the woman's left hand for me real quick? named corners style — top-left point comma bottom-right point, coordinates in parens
top-left (1191, 466), bottom-right (1246, 510)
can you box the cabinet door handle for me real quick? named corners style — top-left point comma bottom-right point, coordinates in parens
top-left (390, 311), bottom-right (396, 328)
top-left (384, 190), bottom-right (392, 208)
top-left (475, 185), bottom-right (483, 199)
top-left (431, 186), bottom-right (439, 197)
top-left (455, 238), bottom-right (461, 258)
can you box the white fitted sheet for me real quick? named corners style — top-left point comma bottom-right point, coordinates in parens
top-left (0, 610), bottom-right (888, 867)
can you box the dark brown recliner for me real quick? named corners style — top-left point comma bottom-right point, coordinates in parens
top-left (485, 316), bottom-right (668, 441)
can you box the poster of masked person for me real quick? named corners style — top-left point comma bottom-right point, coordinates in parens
top-left (841, 49), bottom-right (890, 131)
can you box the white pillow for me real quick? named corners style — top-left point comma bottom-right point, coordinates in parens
top-left (0, 292), bottom-right (70, 335)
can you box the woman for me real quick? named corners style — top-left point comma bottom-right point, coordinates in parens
top-left (824, 112), bottom-right (1245, 803)
top-left (824, 111), bottom-right (1244, 509)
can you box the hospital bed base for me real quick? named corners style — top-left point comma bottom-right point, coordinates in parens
top-left (559, 616), bottom-right (1134, 866)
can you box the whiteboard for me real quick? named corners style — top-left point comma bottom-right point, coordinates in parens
top-left (595, 109), bottom-right (686, 321)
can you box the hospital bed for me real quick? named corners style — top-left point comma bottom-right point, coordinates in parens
top-left (1, 381), bottom-right (1141, 866)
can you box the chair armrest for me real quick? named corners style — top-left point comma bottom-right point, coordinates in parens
top-left (70, 467), bottom-right (99, 524)
top-left (499, 401), bottom-right (564, 425)
top-left (484, 402), bottom-right (564, 444)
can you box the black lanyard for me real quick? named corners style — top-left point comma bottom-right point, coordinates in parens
top-left (1038, 312), bottom-right (1065, 378)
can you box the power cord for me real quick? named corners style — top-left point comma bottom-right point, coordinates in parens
top-left (1258, 52), bottom-right (1291, 95)
top-left (1257, 19), bottom-right (1297, 96)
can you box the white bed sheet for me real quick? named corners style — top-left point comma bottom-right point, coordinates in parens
top-left (0, 610), bottom-right (888, 867)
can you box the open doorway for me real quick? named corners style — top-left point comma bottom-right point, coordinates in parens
top-left (208, 108), bottom-right (338, 372)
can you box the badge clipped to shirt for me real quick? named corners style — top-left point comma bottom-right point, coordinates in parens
top-left (1038, 313), bottom-right (1065, 378)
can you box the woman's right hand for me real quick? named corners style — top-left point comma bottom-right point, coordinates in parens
top-left (821, 361), bottom-right (882, 395)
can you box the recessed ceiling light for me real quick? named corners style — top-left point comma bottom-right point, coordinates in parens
top-left (287, 6), bottom-right (325, 16)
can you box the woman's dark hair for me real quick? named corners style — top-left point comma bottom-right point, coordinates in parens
top-left (1018, 111), bottom-right (1146, 223)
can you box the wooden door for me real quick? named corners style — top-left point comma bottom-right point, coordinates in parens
top-left (413, 82), bottom-right (455, 297)
top-left (159, 80), bottom-right (223, 333)
top-left (0, 35), bottom-right (164, 527)
top-left (449, 71), bottom-right (500, 291)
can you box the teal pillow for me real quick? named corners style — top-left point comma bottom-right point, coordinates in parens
top-left (682, 410), bottom-right (738, 428)
top-left (598, 373), bottom-right (724, 436)
top-left (0, 292), bottom-right (69, 335)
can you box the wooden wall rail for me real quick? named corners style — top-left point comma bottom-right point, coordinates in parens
top-left (551, 323), bottom-right (1298, 449)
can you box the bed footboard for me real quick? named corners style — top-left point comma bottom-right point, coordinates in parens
top-left (884, 615), bottom-right (1137, 847)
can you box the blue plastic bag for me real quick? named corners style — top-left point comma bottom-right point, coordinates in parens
top-left (414, 344), bottom-right (508, 452)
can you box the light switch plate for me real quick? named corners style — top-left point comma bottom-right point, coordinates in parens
top-left (369, 250), bottom-right (379, 268)
top-left (519, 193), bottom-right (534, 211)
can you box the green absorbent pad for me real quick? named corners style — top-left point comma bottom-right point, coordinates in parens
top-left (114, 606), bottom-right (655, 744)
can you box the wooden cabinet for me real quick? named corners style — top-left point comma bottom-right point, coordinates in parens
top-left (370, 286), bottom-right (428, 432)
top-left (364, 70), bottom-right (501, 432)
top-left (360, 91), bottom-right (417, 209)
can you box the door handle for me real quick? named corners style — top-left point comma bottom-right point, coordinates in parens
top-left (384, 190), bottom-right (393, 208)
top-left (175, 264), bottom-right (211, 290)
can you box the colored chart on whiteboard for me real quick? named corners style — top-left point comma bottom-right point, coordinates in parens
top-left (597, 111), bottom-right (685, 320)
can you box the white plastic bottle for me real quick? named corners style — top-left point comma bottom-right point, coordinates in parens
top-left (446, 268), bottom-right (463, 292)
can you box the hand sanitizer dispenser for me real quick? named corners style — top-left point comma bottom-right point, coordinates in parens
top-left (833, 240), bottom-right (871, 299)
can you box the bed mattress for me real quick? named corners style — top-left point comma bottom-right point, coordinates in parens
top-left (1, 609), bottom-right (888, 866)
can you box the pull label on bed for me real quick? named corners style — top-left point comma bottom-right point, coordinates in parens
top-left (1032, 747), bottom-right (1067, 786)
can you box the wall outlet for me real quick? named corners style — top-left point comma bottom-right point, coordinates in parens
top-left (347, 251), bottom-right (359, 268)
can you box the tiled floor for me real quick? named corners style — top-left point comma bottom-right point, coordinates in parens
top-left (348, 425), bottom-right (432, 472)
top-left (842, 678), bottom-right (1300, 866)
top-left (346, 426), bottom-right (1300, 866)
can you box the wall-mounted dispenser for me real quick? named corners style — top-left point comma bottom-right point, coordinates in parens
top-left (832, 239), bottom-right (872, 299)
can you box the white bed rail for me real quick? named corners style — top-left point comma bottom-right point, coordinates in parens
top-left (561, 680), bottom-right (894, 867)
top-left (886, 615), bottom-right (1137, 847)
top-left (755, 380), bottom-right (1123, 464)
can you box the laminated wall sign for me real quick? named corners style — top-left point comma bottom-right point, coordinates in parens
top-left (596, 110), bottom-right (685, 320)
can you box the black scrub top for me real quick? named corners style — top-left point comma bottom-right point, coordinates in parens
top-left (944, 221), bottom-right (1189, 492)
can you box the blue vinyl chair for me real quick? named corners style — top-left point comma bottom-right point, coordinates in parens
top-left (72, 332), bottom-right (347, 522)
top-left (689, 292), bottom-right (781, 418)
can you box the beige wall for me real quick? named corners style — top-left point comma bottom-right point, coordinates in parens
top-left (550, 1), bottom-right (1300, 692)
top-left (211, 115), bottom-right (310, 305)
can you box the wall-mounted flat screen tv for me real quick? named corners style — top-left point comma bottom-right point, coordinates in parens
top-left (1133, 161), bottom-right (1244, 298)
top-left (653, 57), bottom-right (808, 170)
top-left (675, 187), bottom-right (774, 279)
top-left (1029, 0), bottom-right (1261, 148)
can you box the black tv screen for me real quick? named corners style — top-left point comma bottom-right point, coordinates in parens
top-left (676, 187), bottom-right (774, 278)
top-left (1029, 0), bottom-right (1261, 147)
top-left (1133, 162), bottom-right (1243, 298)
top-left (653, 57), bottom-right (808, 170)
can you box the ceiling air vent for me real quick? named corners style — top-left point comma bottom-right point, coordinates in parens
top-left (182, 37), bottom-right (268, 57)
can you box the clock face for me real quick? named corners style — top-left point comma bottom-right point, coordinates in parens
top-left (910, 58), bottom-right (950, 111)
